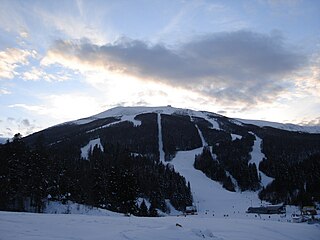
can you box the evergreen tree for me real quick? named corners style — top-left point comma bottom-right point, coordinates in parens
top-left (138, 200), bottom-right (149, 216)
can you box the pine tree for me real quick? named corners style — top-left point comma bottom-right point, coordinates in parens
top-left (138, 200), bottom-right (149, 216)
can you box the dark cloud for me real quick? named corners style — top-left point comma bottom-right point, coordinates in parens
top-left (299, 117), bottom-right (320, 126)
top-left (217, 110), bottom-right (227, 114)
top-left (49, 30), bottom-right (306, 106)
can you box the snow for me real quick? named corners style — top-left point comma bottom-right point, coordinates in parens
top-left (171, 148), bottom-right (264, 217)
top-left (72, 106), bottom-right (222, 131)
top-left (11, 105), bottom-right (319, 239)
top-left (231, 133), bottom-right (242, 141)
top-left (1, 211), bottom-right (319, 240)
top-left (165, 199), bottom-right (182, 216)
top-left (1, 129), bottom-right (319, 239)
top-left (136, 198), bottom-right (151, 209)
top-left (248, 134), bottom-right (274, 188)
top-left (44, 200), bottom-right (121, 216)
top-left (157, 113), bottom-right (165, 163)
top-left (197, 112), bottom-right (220, 130)
top-left (81, 138), bottom-right (104, 160)
top-left (237, 118), bottom-right (320, 134)
top-left (68, 106), bottom-right (319, 135)
top-left (73, 106), bottom-right (188, 125)
top-left (191, 116), bottom-right (207, 147)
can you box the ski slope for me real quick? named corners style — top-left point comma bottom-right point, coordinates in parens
top-left (80, 138), bottom-right (104, 160)
top-left (249, 134), bottom-right (274, 187)
top-left (171, 148), bottom-right (263, 217)
top-left (1, 211), bottom-right (319, 240)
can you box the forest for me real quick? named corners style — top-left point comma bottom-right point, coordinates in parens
top-left (0, 134), bottom-right (192, 216)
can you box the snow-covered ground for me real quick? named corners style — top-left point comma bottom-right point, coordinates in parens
top-left (1, 145), bottom-right (319, 239)
top-left (44, 200), bottom-right (121, 216)
top-left (1, 211), bottom-right (319, 240)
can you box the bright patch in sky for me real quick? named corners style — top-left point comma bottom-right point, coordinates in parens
top-left (0, 0), bottom-right (319, 137)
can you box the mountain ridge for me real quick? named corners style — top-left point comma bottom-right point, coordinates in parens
top-left (68, 105), bottom-right (320, 134)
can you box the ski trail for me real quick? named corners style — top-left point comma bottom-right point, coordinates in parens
top-left (249, 133), bottom-right (274, 188)
top-left (191, 117), bottom-right (207, 147)
top-left (157, 113), bottom-right (165, 163)
top-left (171, 148), bottom-right (261, 216)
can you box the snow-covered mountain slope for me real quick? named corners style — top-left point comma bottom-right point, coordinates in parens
top-left (1, 211), bottom-right (319, 240)
top-left (0, 137), bottom-right (9, 144)
top-left (22, 105), bottom-right (320, 215)
top-left (72, 106), bottom-right (221, 129)
top-left (237, 118), bottom-right (320, 134)
top-left (171, 148), bottom-right (262, 216)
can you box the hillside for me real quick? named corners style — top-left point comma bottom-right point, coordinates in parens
top-left (1, 106), bottom-right (320, 215)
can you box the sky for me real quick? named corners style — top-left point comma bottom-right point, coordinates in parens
top-left (0, 0), bottom-right (319, 138)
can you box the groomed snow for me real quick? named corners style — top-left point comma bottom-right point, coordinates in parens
top-left (192, 120), bottom-right (207, 147)
top-left (248, 134), bottom-right (274, 188)
top-left (1, 211), bottom-right (319, 240)
top-left (157, 113), bottom-right (165, 163)
top-left (171, 148), bottom-right (264, 217)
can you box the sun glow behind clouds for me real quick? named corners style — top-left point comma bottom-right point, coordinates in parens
top-left (0, 0), bottom-right (320, 137)
top-left (37, 34), bottom-right (320, 129)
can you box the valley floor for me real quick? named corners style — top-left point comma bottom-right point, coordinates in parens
top-left (1, 211), bottom-right (319, 240)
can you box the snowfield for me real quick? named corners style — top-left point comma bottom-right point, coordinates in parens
top-left (1, 211), bottom-right (319, 240)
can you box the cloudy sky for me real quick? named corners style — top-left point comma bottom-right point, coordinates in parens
top-left (0, 0), bottom-right (319, 138)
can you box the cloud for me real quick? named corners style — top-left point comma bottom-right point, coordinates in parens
top-left (22, 66), bottom-right (71, 82)
top-left (0, 117), bottom-right (38, 137)
top-left (0, 48), bottom-right (37, 79)
top-left (43, 30), bottom-right (306, 107)
top-left (19, 30), bottom-right (28, 38)
top-left (21, 119), bottom-right (30, 127)
top-left (35, 5), bottom-right (109, 45)
top-left (291, 53), bottom-right (320, 98)
top-left (9, 93), bottom-right (104, 121)
top-left (0, 88), bottom-right (11, 95)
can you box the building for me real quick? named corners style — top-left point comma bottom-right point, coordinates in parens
top-left (185, 205), bottom-right (197, 215)
top-left (246, 205), bottom-right (286, 214)
top-left (302, 206), bottom-right (317, 216)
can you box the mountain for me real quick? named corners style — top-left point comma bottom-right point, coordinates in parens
top-left (1, 106), bottom-right (320, 215)
top-left (0, 137), bottom-right (9, 144)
